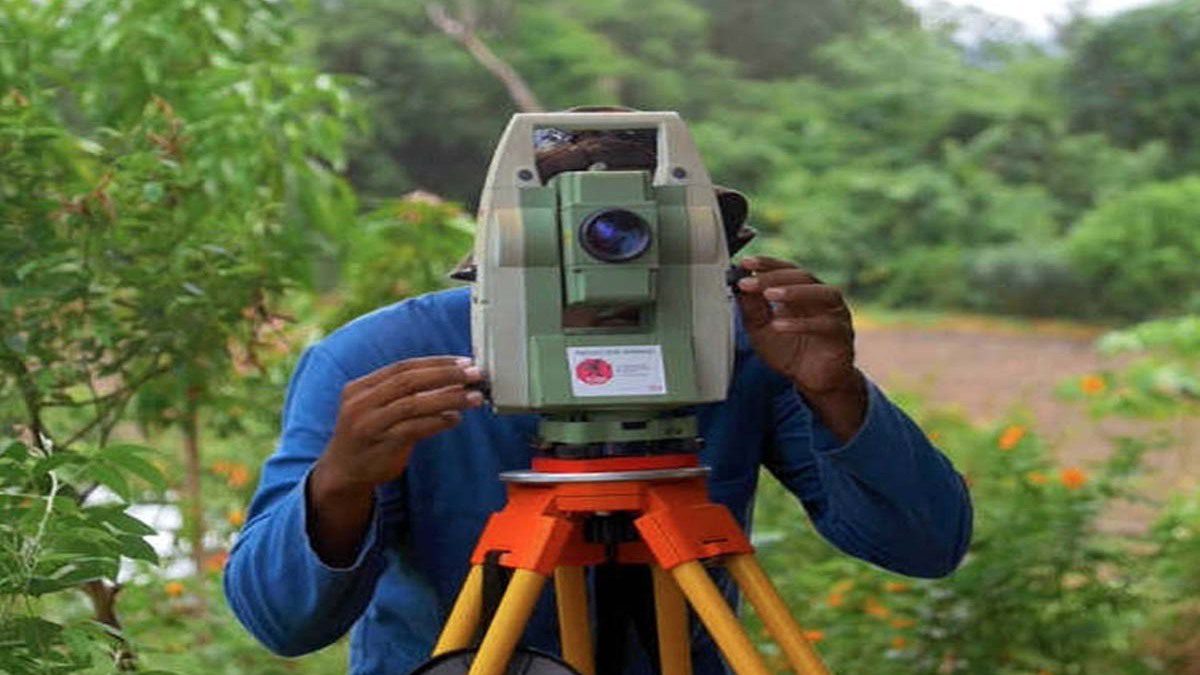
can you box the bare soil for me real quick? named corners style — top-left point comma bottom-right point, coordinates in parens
top-left (855, 320), bottom-right (1200, 533)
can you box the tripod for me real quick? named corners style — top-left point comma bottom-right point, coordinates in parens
top-left (424, 448), bottom-right (831, 675)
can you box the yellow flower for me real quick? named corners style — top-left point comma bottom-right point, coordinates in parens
top-left (1080, 374), bottom-right (1106, 395)
top-left (883, 581), bottom-right (910, 593)
top-left (227, 509), bottom-right (245, 527)
top-left (803, 629), bottom-right (824, 643)
top-left (1026, 471), bottom-right (1049, 486)
top-left (1059, 467), bottom-right (1087, 490)
top-left (164, 581), bottom-right (184, 598)
top-left (997, 425), bottom-right (1027, 451)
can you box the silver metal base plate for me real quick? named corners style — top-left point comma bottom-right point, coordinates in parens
top-left (499, 466), bottom-right (710, 484)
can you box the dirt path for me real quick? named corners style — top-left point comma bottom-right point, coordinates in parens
top-left (855, 320), bottom-right (1199, 533)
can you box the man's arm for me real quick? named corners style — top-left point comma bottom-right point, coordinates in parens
top-left (736, 255), bottom-right (971, 577)
top-left (223, 346), bottom-right (482, 656)
top-left (765, 374), bottom-right (973, 578)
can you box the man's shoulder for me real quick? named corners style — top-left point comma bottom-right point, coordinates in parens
top-left (315, 286), bottom-right (471, 378)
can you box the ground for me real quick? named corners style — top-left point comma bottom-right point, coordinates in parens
top-left (855, 311), bottom-right (1200, 533)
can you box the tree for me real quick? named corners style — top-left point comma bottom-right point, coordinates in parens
top-left (1065, 0), bottom-right (1200, 172)
top-left (1, 0), bottom-right (359, 666)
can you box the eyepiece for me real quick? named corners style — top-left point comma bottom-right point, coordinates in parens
top-left (579, 209), bottom-right (651, 262)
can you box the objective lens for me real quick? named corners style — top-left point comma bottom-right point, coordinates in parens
top-left (579, 209), bottom-right (651, 262)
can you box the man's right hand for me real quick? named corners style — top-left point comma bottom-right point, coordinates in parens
top-left (307, 355), bottom-right (484, 566)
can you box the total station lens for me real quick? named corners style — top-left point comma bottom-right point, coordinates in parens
top-left (579, 209), bottom-right (651, 262)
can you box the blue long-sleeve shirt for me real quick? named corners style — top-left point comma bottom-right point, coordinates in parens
top-left (224, 286), bottom-right (972, 674)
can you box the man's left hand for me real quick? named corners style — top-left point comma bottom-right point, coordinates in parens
top-left (736, 256), bottom-right (868, 442)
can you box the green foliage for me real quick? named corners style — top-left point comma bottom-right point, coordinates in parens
top-left (0, 441), bottom-right (164, 674)
top-left (754, 412), bottom-right (1152, 674)
top-left (1061, 316), bottom-right (1200, 419)
top-left (1141, 487), bottom-right (1200, 670)
top-left (1067, 178), bottom-right (1200, 319)
top-left (326, 194), bottom-right (474, 329)
top-left (1065, 0), bottom-right (1200, 172)
top-left (1, 0), bottom-right (360, 669)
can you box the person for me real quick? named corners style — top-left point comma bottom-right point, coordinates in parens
top-left (224, 120), bottom-right (973, 675)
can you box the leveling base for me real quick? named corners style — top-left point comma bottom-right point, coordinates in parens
top-left (419, 454), bottom-right (830, 675)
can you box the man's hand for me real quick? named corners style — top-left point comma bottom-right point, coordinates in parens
top-left (307, 355), bottom-right (484, 566)
top-left (736, 256), bottom-right (867, 442)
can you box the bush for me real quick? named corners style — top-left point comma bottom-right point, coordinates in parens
top-left (1066, 178), bottom-right (1200, 319)
top-left (967, 242), bottom-right (1094, 317)
top-left (752, 406), bottom-right (1152, 674)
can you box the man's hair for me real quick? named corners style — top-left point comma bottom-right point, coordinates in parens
top-left (533, 105), bottom-right (658, 182)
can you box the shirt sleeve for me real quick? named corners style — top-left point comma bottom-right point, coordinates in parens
top-left (763, 375), bottom-right (973, 578)
top-left (223, 345), bottom-right (397, 656)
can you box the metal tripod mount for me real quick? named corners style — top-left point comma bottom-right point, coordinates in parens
top-left (414, 412), bottom-right (832, 675)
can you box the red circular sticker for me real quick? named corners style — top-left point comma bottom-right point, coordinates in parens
top-left (575, 358), bottom-right (613, 385)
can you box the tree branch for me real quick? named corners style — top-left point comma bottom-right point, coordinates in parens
top-left (426, 3), bottom-right (544, 113)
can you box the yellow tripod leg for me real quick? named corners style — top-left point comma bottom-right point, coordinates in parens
top-left (652, 566), bottom-right (692, 675)
top-left (727, 554), bottom-right (830, 675)
top-left (670, 561), bottom-right (771, 675)
top-left (554, 567), bottom-right (595, 675)
top-left (468, 569), bottom-right (547, 675)
top-left (433, 565), bottom-right (484, 656)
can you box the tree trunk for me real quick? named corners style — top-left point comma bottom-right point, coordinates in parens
top-left (81, 580), bottom-right (136, 670)
top-left (183, 384), bottom-right (206, 611)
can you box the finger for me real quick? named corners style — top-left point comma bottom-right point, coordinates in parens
top-left (355, 364), bottom-right (484, 409)
top-left (739, 267), bottom-right (823, 293)
top-left (362, 384), bottom-right (483, 436)
top-left (739, 256), bottom-right (797, 272)
top-left (350, 355), bottom-right (471, 392)
top-left (768, 315), bottom-right (853, 336)
top-left (737, 292), bottom-right (772, 333)
top-left (761, 284), bottom-right (844, 310)
top-left (380, 410), bottom-right (464, 447)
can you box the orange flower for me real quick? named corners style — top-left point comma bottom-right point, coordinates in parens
top-left (883, 581), bottom-right (910, 593)
top-left (997, 425), bottom-right (1026, 451)
top-left (1026, 471), bottom-right (1049, 486)
top-left (890, 617), bottom-right (915, 629)
top-left (227, 464), bottom-right (250, 488)
top-left (210, 460), bottom-right (231, 476)
top-left (825, 592), bottom-right (845, 608)
top-left (803, 630), bottom-right (824, 643)
top-left (164, 581), bottom-right (184, 598)
top-left (227, 509), bottom-right (245, 527)
top-left (928, 431), bottom-right (942, 443)
top-left (203, 550), bottom-right (230, 573)
top-left (831, 579), bottom-right (855, 593)
top-left (863, 597), bottom-right (890, 619)
top-left (1060, 467), bottom-right (1087, 490)
top-left (891, 636), bottom-right (908, 649)
top-left (1080, 375), bottom-right (1106, 396)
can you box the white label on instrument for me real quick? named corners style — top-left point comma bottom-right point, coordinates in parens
top-left (566, 345), bottom-right (667, 397)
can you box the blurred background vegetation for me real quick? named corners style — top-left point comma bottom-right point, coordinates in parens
top-left (2, 0), bottom-right (1199, 672)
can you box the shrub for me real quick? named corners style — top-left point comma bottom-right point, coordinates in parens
top-left (752, 407), bottom-right (1152, 674)
top-left (967, 242), bottom-right (1095, 317)
top-left (1066, 178), bottom-right (1200, 319)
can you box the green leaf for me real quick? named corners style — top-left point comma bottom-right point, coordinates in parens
top-left (89, 462), bottom-right (131, 502)
top-left (102, 444), bottom-right (166, 491)
top-left (113, 533), bottom-right (158, 564)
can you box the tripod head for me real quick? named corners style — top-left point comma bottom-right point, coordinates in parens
top-left (467, 111), bottom-right (744, 457)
